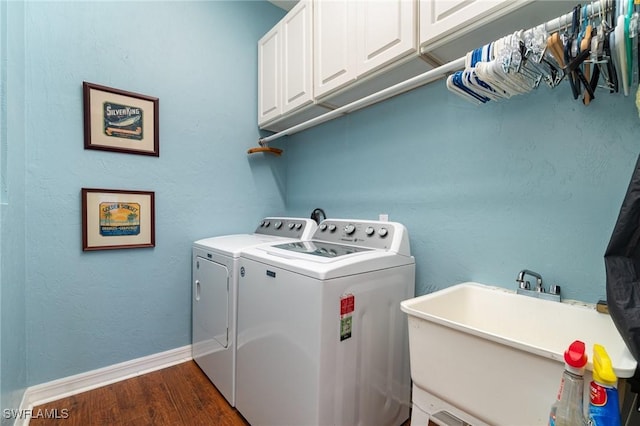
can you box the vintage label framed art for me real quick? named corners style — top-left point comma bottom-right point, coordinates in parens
top-left (81, 188), bottom-right (155, 251)
top-left (83, 82), bottom-right (159, 156)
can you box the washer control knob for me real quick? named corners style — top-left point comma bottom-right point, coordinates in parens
top-left (328, 224), bottom-right (337, 232)
top-left (344, 224), bottom-right (356, 235)
top-left (295, 223), bottom-right (302, 230)
top-left (319, 224), bottom-right (327, 231)
top-left (288, 223), bottom-right (295, 229)
top-left (260, 221), bottom-right (266, 227)
top-left (274, 221), bottom-right (282, 229)
top-left (264, 221), bottom-right (270, 227)
top-left (378, 227), bottom-right (388, 237)
top-left (365, 226), bottom-right (375, 236)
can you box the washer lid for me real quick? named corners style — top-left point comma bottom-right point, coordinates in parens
top-left (193, 234), bottom-right (292, 256)
top-left (272, 241), bottom-right (372, 258)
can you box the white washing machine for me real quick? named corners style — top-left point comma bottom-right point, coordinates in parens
top-left (192, 217), bottom-right (317, 407)
top-left (236, 219), bottom-right (415, 426)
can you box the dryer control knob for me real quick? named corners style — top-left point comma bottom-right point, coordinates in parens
top-left (295, 223), bottom-right (302, 230)
top-left (378, 227), bottom-right (388, 237)
top-left (365, 226), bottom-right (375, 236)
top-left (328, 224), bottom-right (337, 232)
top-left (344, 224), bottom-right (356, 235)
top-left (288, 223), bottom-right (295, 229)
top-left (274, 221), bottom-right (282, 229)
top-left (319, 224), bottom-right (327, 231)
top-left (264, 221), bottom-right (270, 227)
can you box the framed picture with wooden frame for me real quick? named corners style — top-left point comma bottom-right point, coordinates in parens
top-left (83, 82), bottom-right (159, 156)
top-left (82, 188), bottom-right (155, 251)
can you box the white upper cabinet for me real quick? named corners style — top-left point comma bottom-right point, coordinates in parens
top-left (258, 0), bottom-right (576, 133)
top-left (314, 0), bottom-right (417, 100)
top-left (313, 0), bottom-right (357, 99)
top-left (356, 0), bottom-right (417, 76)
top-left (259, 0), bottom-right (314, 127)
top-left (282, 0), bottom-right (313, 114)
top-left (419, 0), bottom-right (575, 62)
top-left (420, 0), bottom-right (513, 49)
top-left (258, 24), bottom-right (281, 125)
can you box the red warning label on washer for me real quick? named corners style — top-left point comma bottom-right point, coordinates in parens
top-left (340, 294), bottom-right (355, 341)
top-left (340, 294), bottom-right (355, 315)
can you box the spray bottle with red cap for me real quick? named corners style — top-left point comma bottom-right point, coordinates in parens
top-left (548, 340), bottom-right (589, 426)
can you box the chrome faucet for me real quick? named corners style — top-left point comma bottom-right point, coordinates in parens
top-left (516, 269), bottom-right (561, 302)
top-left (516, 269), bottom-right (544, 292)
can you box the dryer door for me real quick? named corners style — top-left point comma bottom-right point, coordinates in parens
top-left (193, 256), bottom-right (229, 349)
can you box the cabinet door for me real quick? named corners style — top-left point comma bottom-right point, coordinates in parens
top-left (282, 0), bottom-right (313, 114)
top-left (356, 0), bottom-right (416, 76)
top-left (314, 0), bottom-right (357, 99)
top-left (258, 24), bottom-right (281, 125)
top-left (420, 0), bottom-right (513, 48)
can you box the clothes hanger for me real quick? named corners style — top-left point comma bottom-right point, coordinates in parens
top-left (628, 0), bottom-right (638, 86)
top-left (581, 17), bottom-right (594, 104)
top-left (599, 0), bottom-right (621, 92)
top-left (616, 12), bottom-right (629, 95)
top-left (247, 146), bottom-right (283, 156)
top-left (566, 48), bottom-right (598, 99)
top-left (247, 139), bottom-right (283, 156)
top-left (452, 71), bottom-right (490, 102)
top-left (567, 5), bottom-right (583, 99)
top-left (547, 33), bottom-right (566, 69)
top-left (624, 0), bottom-right (634, 87)
top-left (446, 73), bottom-right (485, 104)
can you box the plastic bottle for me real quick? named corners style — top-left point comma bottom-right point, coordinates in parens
top-left (549, 340), bottom-right (588, 426)
top-left (588, 344), bottom-right (622, 426)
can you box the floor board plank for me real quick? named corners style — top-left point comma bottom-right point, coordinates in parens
top-left (30, 361), bottom-right (248, 426)
top-left (30, 360), bottom-right (422, 425)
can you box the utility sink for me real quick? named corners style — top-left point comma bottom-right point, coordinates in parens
top-left (400, 282), bottom-right (637, 426)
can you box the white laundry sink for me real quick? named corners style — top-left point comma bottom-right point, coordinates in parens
top-left (400, 282), bottom-right (637, 426)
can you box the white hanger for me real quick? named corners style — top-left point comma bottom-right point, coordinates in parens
top-left (446, 74), bottom-right (484, 104)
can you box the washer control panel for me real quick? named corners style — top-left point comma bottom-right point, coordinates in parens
top-left (254, 217), bottom-right (316, 239)
top-left (313, 219), bottom-right (400, 251)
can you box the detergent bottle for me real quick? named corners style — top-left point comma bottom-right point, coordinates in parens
top-left (588, 344), bottom-right (622, 426)
top-left (549, 340), bottom-right (588, 426)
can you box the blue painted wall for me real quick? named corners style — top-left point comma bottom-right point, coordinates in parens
top-left (1, 0), bottom-right (28, 421)
top-left (3, 0), bottom-right (639, 407)
top-left (284, 81), bottom-right (639, 303)
top-left (17, 0), bottom-right (285, 386)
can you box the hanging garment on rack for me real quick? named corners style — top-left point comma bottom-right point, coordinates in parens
top-left (447, 27), bottom-right (558, 104)
top-left (447, 0), bottom-right (637, 106)
top-left (257, 0), bottom-right (640, 146)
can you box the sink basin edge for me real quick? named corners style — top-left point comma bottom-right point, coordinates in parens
top-left (400, 281), bottom-right (637, 377)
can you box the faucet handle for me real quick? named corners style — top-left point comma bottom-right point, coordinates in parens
top-left (549, 284), bottom-right (561, 295)
top-left (519, 280), bottom-right (530, 290)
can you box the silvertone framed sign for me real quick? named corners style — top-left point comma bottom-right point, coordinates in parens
top-left (83, 82), bottom-right (159, 156)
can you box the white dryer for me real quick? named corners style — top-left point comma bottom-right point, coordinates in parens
top-left (192, 217), bottom-right (317, 407)
top-left (236, 219), bottom-right (415, 426)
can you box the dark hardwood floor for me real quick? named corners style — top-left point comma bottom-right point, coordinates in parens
top-left (30, 360), bottom-right (419, 425)
top-left (30, 361), bottom-right (248, 426)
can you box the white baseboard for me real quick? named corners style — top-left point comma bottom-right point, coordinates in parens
top-left (15, 345), bottom-right (192, 426)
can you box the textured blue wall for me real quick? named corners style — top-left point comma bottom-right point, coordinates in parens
top-left (22, 1), bottom-right (285, 385)
top-left (1, 0), bottom-right (27, 420)
top-left (8, 0), bottom-right (640, 398)
top-left (284, 80), bottom-right (639, 303)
